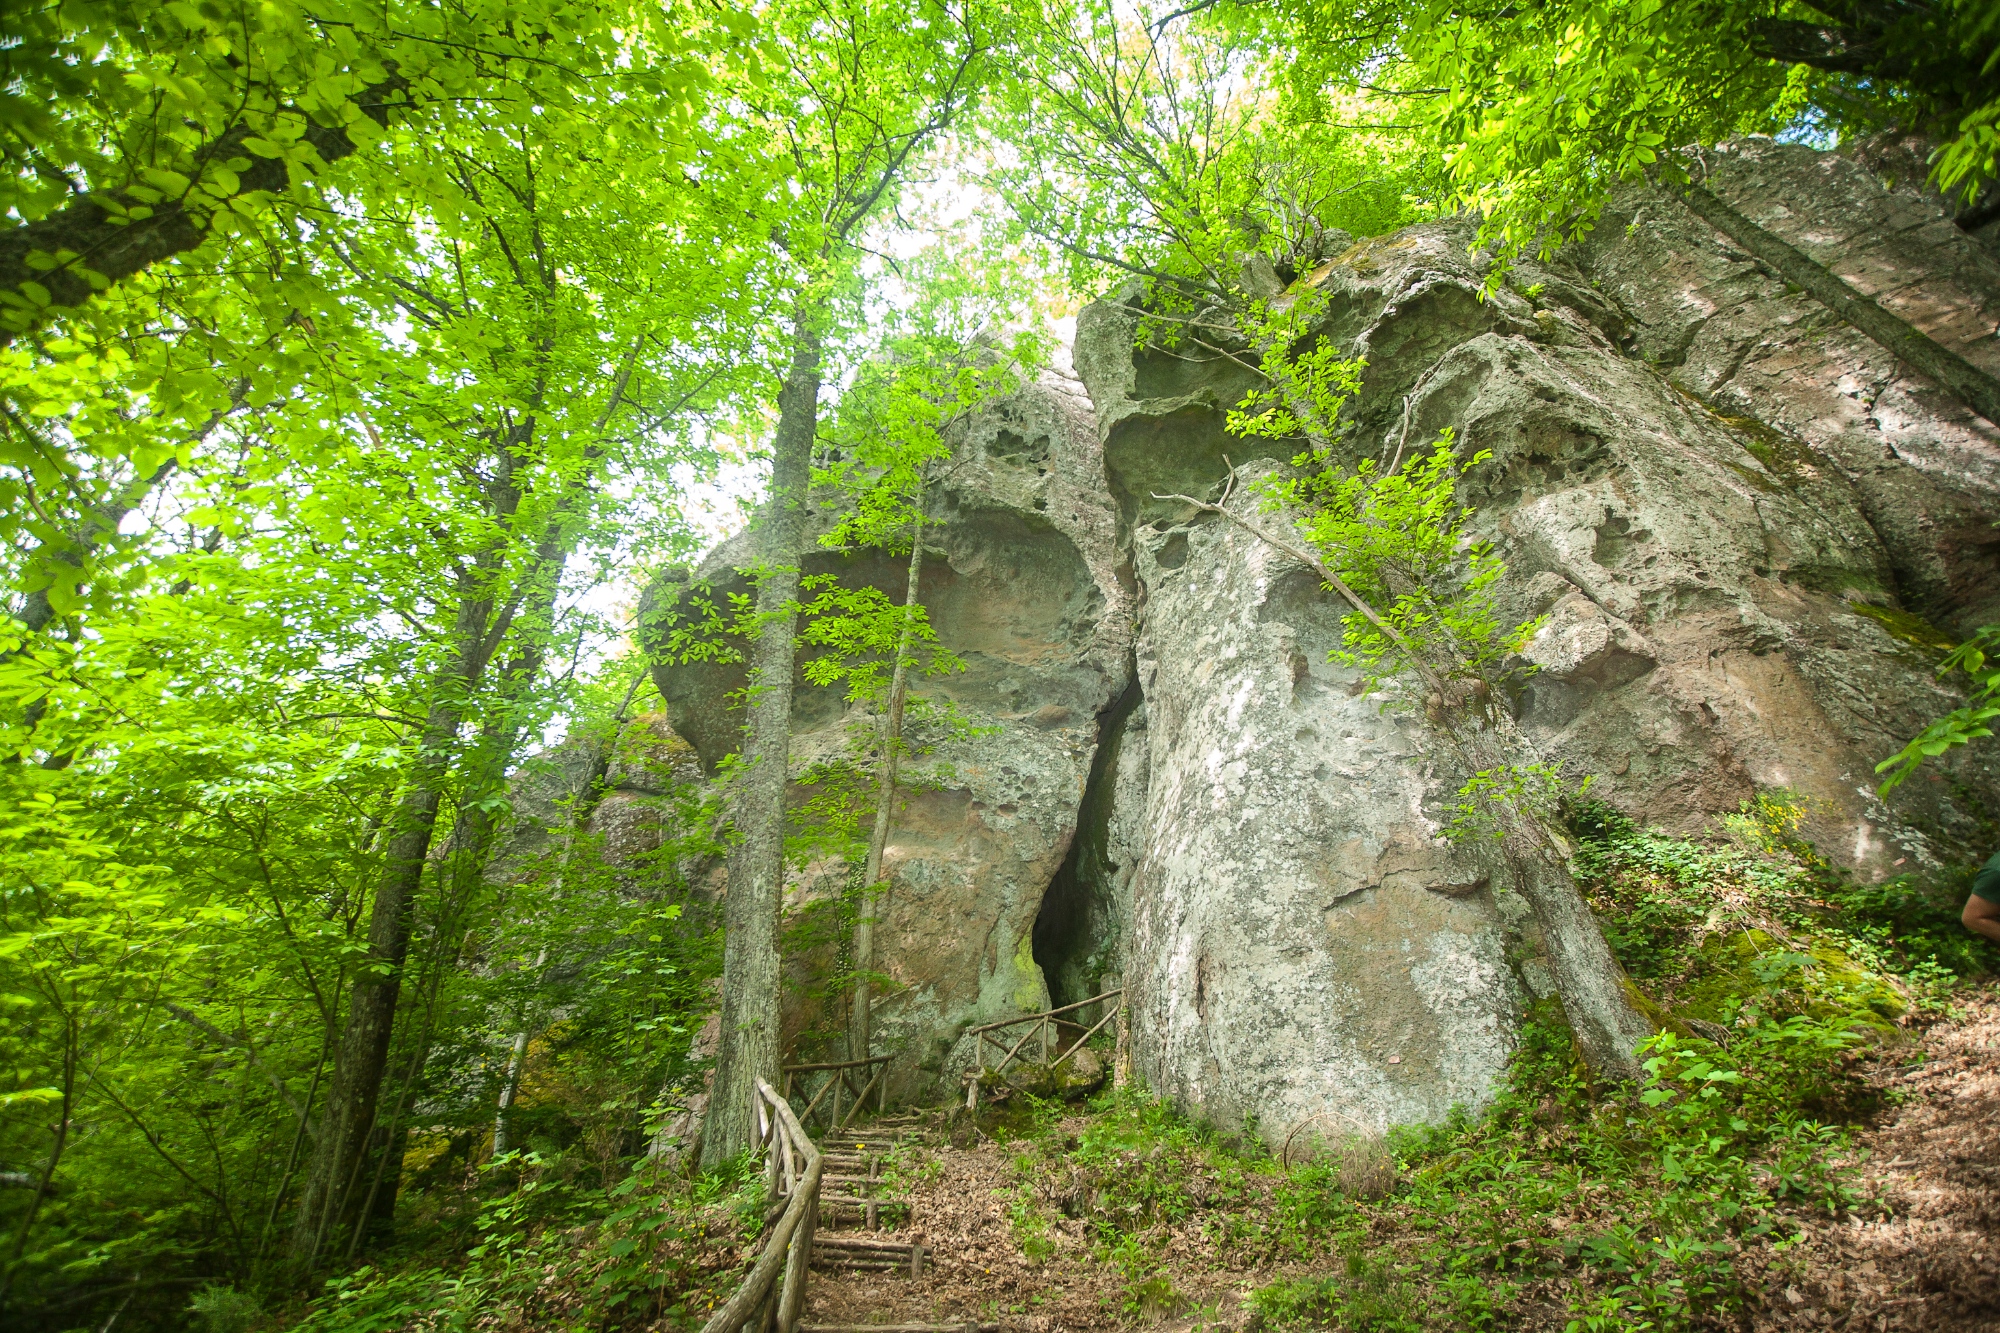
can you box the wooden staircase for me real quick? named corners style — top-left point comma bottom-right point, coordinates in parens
top-left (808, 1114), bottom-right (925, 1278)
top-left (700, 1091), bottom-right (992, 1333)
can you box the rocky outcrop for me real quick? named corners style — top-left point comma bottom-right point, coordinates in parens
top-left (641, 371), bottom-right (1131, 1100)
top-left (632, 136), bottom-right (1999, 1148)
top-left (1071, 138), bottom-right (2000, 1142)
top-left (1579, 136), bottom-right (2000, 633)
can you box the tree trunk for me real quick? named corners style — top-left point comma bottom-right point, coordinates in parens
top-left (701, 300), bottom-right (823, 1169)
top-left (286, 707), bottom-right (455, 1264)
top-left (492, 1018), bottom-right (535, 1159)
top-left (848, 515), bottom-right (924, 1064)
top-left (1678, 181), bottom-right (2000, 428)
top-left (1450, 715), bottom-right (1652, 1081)
top-left (287, 341), bottom-right (636, 1258)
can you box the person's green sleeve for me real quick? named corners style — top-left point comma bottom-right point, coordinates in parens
top-left (1973, 851), bottom-right (2000, 903)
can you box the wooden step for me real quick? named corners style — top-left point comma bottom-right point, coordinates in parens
top-left (817, 1234), bottom-right (914, 1248)
top-left (792, 1312), bottom-right (988, 1320)
top-left (811, 1238), bottom-right (926, 1276)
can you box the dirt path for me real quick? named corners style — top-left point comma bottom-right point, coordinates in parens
top-left (803, 990), bottom-right (2000, 1333)
top-left (1757, 990), bottom-right (2000, 1331)
top-left (803, 1128), bottom-right (1157, 1333)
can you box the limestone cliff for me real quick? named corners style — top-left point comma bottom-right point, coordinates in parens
top-left (637, 137), bottom-right (2000, 1143)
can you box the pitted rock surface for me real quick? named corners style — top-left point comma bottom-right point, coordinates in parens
top-left (615, 137), bottom-right (1999, 1144)
top-left (641, 371), bottom-right (1131, 1101)
top-left (1073, 144), bottom-right (2000, 1142)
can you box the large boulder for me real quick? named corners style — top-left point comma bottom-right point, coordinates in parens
top-left (1072, 140), bottom-right (2000, 1142)
top-left (639, 371), bottom-right (1132, 1100)
top-left (621, 136), bottom-right (1998, 1143)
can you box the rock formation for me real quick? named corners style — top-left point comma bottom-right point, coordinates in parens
top-left (641, 371), bottom-right (1131, 1100)
top-left (635, 136), bottom-right (2000, 1143)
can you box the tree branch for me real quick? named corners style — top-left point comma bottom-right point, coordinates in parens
top-left (0, 75), bottom-right (410, 341)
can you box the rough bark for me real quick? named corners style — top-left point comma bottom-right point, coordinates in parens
top-left (848, 517), bottom-right (925, 1063)
top-left (286, 702), bottom-right (457, 1264)
top-left (701, 301), bottom-right (823, 1169)
top-left (0, 78), bottom-right (408, 341)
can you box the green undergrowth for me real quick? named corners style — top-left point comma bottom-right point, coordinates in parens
top-left (990, 793), bottom-right (1995, 1332)
top-left (287, 1155), bottom-right (765, 1333)
top-left (1575, 792), bottom-right (1997, 1021)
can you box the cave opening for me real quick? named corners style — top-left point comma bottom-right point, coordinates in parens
top-left (1032, 676), bottom-right (1143, 1010)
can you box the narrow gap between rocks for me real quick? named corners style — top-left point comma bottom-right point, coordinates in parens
top-left (1032, 676), bottom-right (1143, 1010)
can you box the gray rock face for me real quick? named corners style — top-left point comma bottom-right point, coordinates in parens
top-left (641, 372), bottom-right (1131, 1100)
top-left (634, 137), bottom-right (1998, 1145)
top-left (1577, 137), bottom-right (2000, 632)
top-left (1124, 496), bottom-right (1526, 1139)
top-left (1071, 141), bottom-right (2000, 1144)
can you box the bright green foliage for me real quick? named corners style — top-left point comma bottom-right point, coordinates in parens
top-left (1875, 625), bottom-right (2000, 792)
top-left (1252, 1246), bottom-right (1498, 1332)
top-left (0, 0), bottom-right (767, 663)
top-left (800, 578), bottom-right (961, 704)
top-left (1259, 0), bottom-right (2000, 269)
top-left (0, 0), bottom-right (776, 1312)
top-left (289, 1156), bottom-right (765, 1332)
top-left (993, 0), bottom-right (1433, 304)
top-left (1263, 434), bottom-right (1543, 693)
top-left (1575, 794), bottom-right (1996, 1007)
top-left (1226, 308), bottom-right (1365, 444)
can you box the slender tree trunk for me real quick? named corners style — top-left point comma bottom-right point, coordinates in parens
top-left (0, 1013), bottom-right (75, 1311)
top-left (492, 1013), bottom-right (535, 1158)
top-left (848, 514), bottom-right (925, 1064)
top-left (256, 1035), bottom-right (327, 1262)
top-left (324, 623), bottom-right (551, 1258)
top-left (1448, 713), bottom-right (1653, 1080)
top-left (701, 299), bottom-right (823, 1169)
top-left (288, 342), bottom-right (637, 1259)
top-left (286, 703), bottom-right (458, 1264)
top-left (287, 544), bottom-right (513, 1265)
top-left (1678, 181), bottom-right (2000, 428)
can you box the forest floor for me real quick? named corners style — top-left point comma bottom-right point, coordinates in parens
top-left (801, 988), bottom-right (2000, 1333)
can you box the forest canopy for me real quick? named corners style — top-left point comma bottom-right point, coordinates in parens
top-left (2, 0), bottom-right (1995, 1328)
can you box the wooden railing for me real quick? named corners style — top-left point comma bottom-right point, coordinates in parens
top-left (781, 1053), bottom-right (892, 1134)
top-left (962, 988), bottom-right (1122, 1108)
top-left (698, 1079), bottom-right (823, 1333)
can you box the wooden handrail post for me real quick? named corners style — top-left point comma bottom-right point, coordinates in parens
top-left (700, 1083), bottom-right (822, 1333)
top-left (778, 1181), bottom-right (816, 1332)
